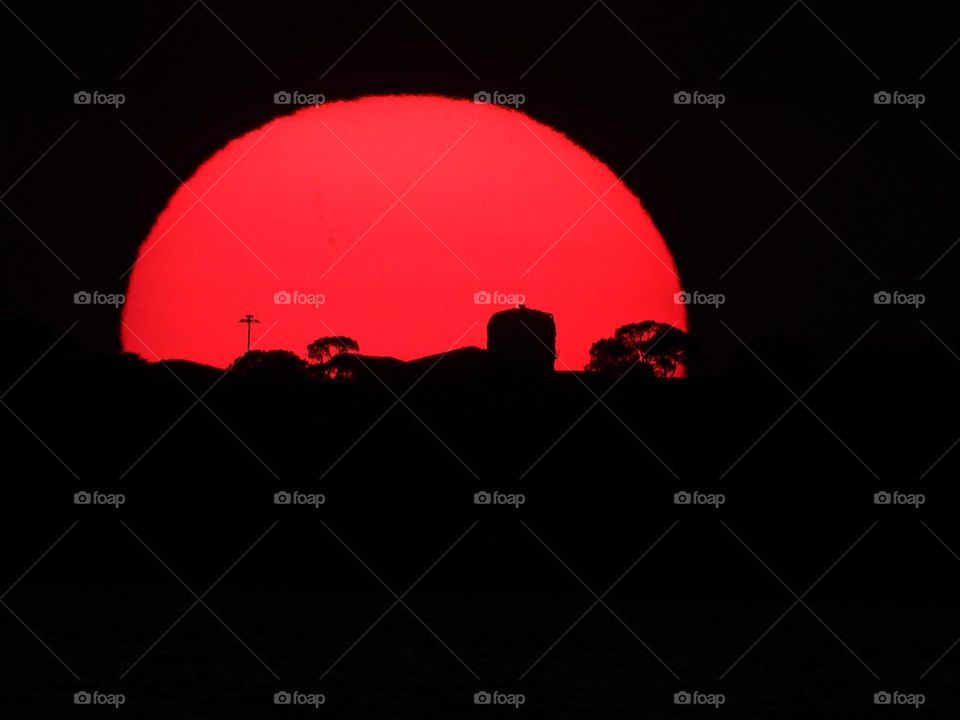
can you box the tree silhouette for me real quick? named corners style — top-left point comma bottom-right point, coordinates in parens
top-left (230, 349), bottom-right (307, 381)
top-left (307, 336), bottom-right (360, 365)
top-left (586, 321), bottom-right (690, 378)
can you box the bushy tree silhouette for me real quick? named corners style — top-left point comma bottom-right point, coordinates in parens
top-left (230, 349), bottom-right (307, 381)
top-left (307, 336), bottom-right (360, 364)
top-left (306, 336), bottom-right (360, 381)
top-left (586, 321), bottom-right (690, 377)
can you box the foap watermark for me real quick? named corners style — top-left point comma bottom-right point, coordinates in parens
top-left (675, 290), bottom-right (725, 308)
top-left (74, 690), bottom-right (125, 708)
top-left (74, 90), bottom-right (125, 108)
top-left (474, 490), bottom-right (525, 509)
top-left (274, 490), bottom-right (326, 508)
top-left (674, 690), bottom-right (725, 708)
top-left (74, 290), bottom-right (125, 308)
top-left (874, 490), bottom-right (925, 509)
top-left (874, 690), bottom-right (925, 708)
top-left (274, 690), bottom-right (326, 707)
top-left (674, 90), bottom-right (725, 108)
top-left (474, 690), bottom-right (525, 708)
top-left (874, 90), bottom-right (925, 109)
top-left (274, 290), bottom-right (326, 308)
top-left (474, 290), bottom-right (525, 306)
top-left (874, 290), bottom-right (924, 308)
top-left (674, 490), bottom-right (725, 509)
top-left (274, 90), bottom-right (326, 106)
top-left (74, 490), bottom-right (125, 509)
top-left (474, 91), bottom-right (525, 108)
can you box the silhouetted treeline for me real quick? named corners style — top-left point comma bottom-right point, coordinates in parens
top-left (2, 317), bottom-right (959, 605)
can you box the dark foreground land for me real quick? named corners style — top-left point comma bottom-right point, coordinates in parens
top-left (1, 336), bottom-right (959, 718)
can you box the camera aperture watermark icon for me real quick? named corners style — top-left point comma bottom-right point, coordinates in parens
top-left (873, 91), bottom-right (925, 109)
top-left (74, 490), bottom-right (125, 509)
top-left (474, 290), bottom-right (525, 306)
top-left (674, 690), bottom-right (725, 708)
top-left (474, 490), bottom-right (525, 509)
top-left (274, 491), bottom-right (325, 508)
top-left (675, 290), bottom-right (725, 308)
top-left (874, 490), bottom-right (925, 509)
top-left (674, 490), bottom-right (725, 509)
top-left (274, 290), bottom-right (326, 308)
top-left (74, 690), bottom-right (125, 708)
top-left (474, 91), bottom-right (525, 109)
top-left (274, 690), bottom-right (325, 707)
top-left (75, 290), bottom-right (125, 308)
top-left (474, 690), bottom-right (525, 708)
top-left (674, 90), bottom-right (725, 109)
top-left (274, 91), bottom-right (326, 106)
top-left (74, 90), bottom-right (125, 108)
top-left (873, 290), bottom-right (924, 308)
top-left (874, 690), bottom-right (925, 708)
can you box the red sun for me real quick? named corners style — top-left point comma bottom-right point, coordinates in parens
top-left (122, 95), bottom-right (685, 370)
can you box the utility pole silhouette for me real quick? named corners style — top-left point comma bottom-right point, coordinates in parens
top-left (238, 314), bottom-right (260, 353)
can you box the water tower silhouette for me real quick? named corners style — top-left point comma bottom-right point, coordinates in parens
top-left (486, 305), bottom-right (556, 374)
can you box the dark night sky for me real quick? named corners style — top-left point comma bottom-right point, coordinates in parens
top-left (1, 0), bottom-right (959, 374)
